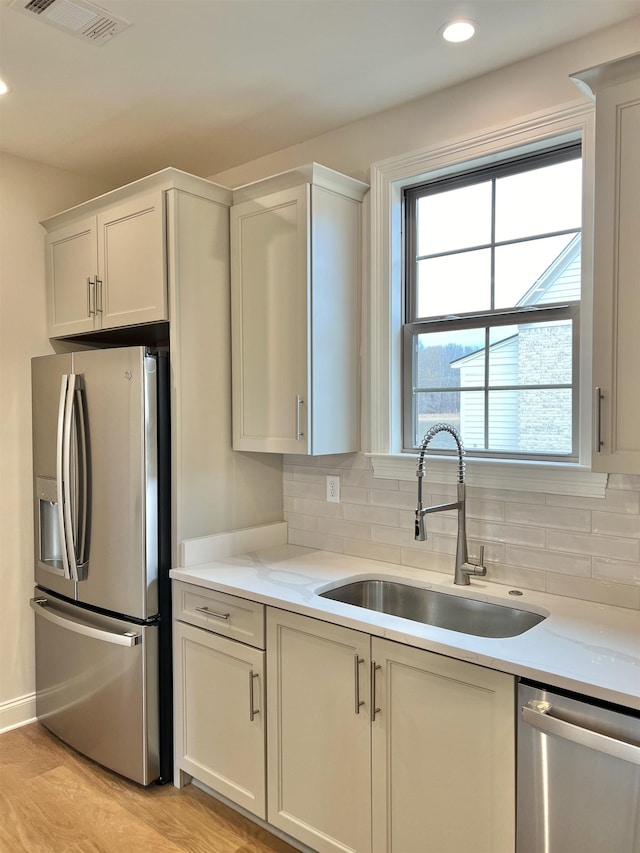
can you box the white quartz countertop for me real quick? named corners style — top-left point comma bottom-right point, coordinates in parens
top-left (170, 544), bottom-right (640, 711)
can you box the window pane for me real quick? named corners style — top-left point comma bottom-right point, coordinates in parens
top-left (417, 181), bottom-right (491, 255)
top-left (416, 328), bottom-right (485, 390)
top-left (495, 157), bottom-right (582, 242)
top-left (417, 249), bottom-right (491, 318)
top-left (488, 389), bottom-right (573, 454)
top-left (414, 392), bottom-right (462, 448)
top-left (494, 234), bottom-right (580, 309)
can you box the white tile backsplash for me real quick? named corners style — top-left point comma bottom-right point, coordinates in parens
top-left (283, 453), bottom-right (640, 609)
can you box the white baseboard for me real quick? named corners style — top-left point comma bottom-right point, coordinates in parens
top-left (0, 692), bottom-right (36, 734)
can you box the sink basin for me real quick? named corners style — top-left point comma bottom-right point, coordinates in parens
top-left (319, 579), bottom-right (545, 638)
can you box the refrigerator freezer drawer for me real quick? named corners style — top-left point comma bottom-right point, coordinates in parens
top-left (31, 591), bottom-right (159, 786)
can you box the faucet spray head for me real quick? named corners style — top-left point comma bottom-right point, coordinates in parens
top-left (415, 508), bottom-right (427, 541)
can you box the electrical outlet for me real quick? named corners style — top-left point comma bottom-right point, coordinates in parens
top-left (326, 475), bottom-right (340, 503)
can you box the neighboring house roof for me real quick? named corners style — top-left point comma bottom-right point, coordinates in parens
top-left (450, 334), bottom-right (517, 368)
top-left (516, 233), bottom-right (581, 306)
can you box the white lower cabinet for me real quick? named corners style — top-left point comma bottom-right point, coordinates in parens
top-left (267, 608), bottom-right (515, 853)
top-left (266, 608), bottom-right (372, 853)
top-left (370, 637), bottom-right (515, 853)
top-left (174, 594), bottom-right (515, 852)
top-left (173, 583), bottom-right (266, 819)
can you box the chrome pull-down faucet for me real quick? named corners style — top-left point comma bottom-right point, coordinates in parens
top-left (415, 423), bottom-right (486, 586)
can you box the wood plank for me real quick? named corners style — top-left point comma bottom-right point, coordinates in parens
top-left (0, 724), bottom-right (297, 853)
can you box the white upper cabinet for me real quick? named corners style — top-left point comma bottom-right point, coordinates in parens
top-left (97, 192), bottom-right (166, 330)
top-left (573, 53), bottom-right (640, 474)
top-left (44, 190), bottom-right (165, 337)
top-left (42, 169), bottom-right (229, 340)
top-left (231, 163), bottom-right (368, 455)
top-left (44, 215), bottom-right (98, 337)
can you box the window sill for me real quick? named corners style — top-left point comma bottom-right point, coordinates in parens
top-left (367, 453), bottom-right (607, 497)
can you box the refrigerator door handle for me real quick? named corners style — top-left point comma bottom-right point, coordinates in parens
top-left (522, 702), bottom-right (640, 766)
top-left (74, 381), bottom-right (89, 577)
top-left (61, 374), bottom-right (79, 582)
top-left (56, 375), bottom-right (73, 581)
top-left (30, 597), bottom-right (141, 647)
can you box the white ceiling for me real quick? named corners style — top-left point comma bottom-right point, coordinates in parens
top-left (1, 0), bottom-right (639, 186)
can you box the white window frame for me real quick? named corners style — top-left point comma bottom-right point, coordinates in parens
top-left (365, 103), bottom-right (607, 497)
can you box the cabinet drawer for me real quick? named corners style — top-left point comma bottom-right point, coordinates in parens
top-left (173, 581), bottom-right (264, 648)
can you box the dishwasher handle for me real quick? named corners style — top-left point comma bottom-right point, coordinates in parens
top-left (522, 701), bottom-right (640, 767)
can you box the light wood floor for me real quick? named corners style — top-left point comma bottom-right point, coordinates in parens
top-left (0, 723), bottom-right (299, 853)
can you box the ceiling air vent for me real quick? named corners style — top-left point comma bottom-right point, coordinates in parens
top-left (11, 0), bottom-right (131, 45)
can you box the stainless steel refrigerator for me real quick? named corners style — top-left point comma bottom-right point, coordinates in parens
top-left (30, 346), bottom-right (172, 785)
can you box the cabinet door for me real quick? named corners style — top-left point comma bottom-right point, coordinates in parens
top-left (231, 186), bottom-right (310, 453)
top-left (592, 75), bottom-right (640, 474)
top-left (97, 191), bottom-right (167, 329)
top-left (45, 216), bottom-right (98, 337)
top-left (173, 621), bottom-right (266, 818)
top-left (371, 638), bottom-right (515, 853)
top-left (266, 609), bottom-right (371, 853)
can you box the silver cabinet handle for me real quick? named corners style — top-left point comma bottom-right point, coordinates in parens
top-left (522, 703), bottom-right (640, 766)
top-left (249, 670), bottom-right (259, 721)
top-left (95, 278), bottom-right (103, 313)
top-left (87, 277), bottom-right (96, 317)
top-left (30, 597), bottom-right (140, 647)
top-left (354, 654), bottom-right (364, 714)
top-left (371, 661), bottom-right (381, 721)
top-left (195, 605), bottom-right (230, 620)
top-left (296, 395), bottom-right (304, 440)
top-left (593, 386), bottom-right (603, 452)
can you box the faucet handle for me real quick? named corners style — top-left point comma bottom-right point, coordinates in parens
top-left (462, 544), bottom-right (487, 579)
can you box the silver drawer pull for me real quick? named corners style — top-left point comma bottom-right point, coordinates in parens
top-left (195, 605), bottom-right (230, 620)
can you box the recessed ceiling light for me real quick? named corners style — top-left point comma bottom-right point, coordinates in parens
top-left (440, 20), bottom-right (476, 43)
top-left (0, 78), bottom-right (9, 95)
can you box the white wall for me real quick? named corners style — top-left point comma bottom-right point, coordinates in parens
top-left (0, 153), bottom-right (110, 731)
top-left (211, 18), bottom-right (640, 189)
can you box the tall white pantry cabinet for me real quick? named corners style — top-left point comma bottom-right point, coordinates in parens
top-left (573, 53), bottom-right (640, 474)
top-left (230, 164), bottom-right (368, 455)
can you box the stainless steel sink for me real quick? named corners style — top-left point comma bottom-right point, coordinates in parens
top-left (319, 579), bottom-right (545, 638)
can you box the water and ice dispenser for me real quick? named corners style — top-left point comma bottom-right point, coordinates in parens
top-left (36, 476), bottom-right (63, 574)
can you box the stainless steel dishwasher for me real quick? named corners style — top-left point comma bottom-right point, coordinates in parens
top-left (517, 681), bottom-right (640, 853)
